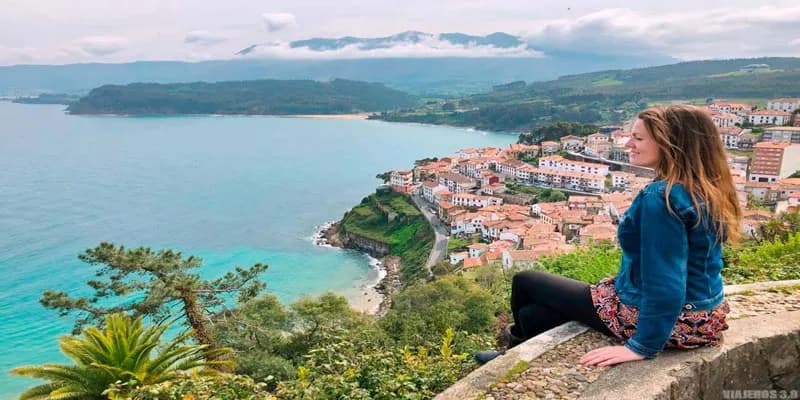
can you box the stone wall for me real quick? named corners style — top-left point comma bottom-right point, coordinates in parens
top-left (581, 310), bottom-right (800, 399)
top-left (435, 280), bottom-right (800, 400)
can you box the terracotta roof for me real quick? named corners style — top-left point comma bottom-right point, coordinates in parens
top-left (754, 142), bottom-right (793, 149)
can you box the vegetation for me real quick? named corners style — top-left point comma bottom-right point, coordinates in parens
top-left (40, 243), bottom-right (267, 353)
top-left (67, 79), bottom-right (419, 115)
top-left (504, 183), bottom-right (567, 203)
top-left (19, 205), bottom-right (800, 399)
top-left (11, 314), bottom-right (227, 400)
top-left (339, 191), bottom-right (434, 281)
top-left (517, 122), bottom-right (599, 144)
top-left (374, 58), bottom-right (800, 132)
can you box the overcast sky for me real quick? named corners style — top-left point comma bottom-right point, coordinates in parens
top-left (1, 0), bottom-right (799, 66)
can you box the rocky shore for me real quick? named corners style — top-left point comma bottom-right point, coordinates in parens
top-left (313, 221), bottom-right (401, 316)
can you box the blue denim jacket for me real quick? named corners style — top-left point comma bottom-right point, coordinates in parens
top-left (615, 180), bottom-right (725, 358)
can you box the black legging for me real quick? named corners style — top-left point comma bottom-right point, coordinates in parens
top-left (511, 270), bottom-right (615, 340)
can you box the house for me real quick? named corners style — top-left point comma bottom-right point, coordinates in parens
top-left (505, 143), bottom-right (541, 158)
top-left (530, 168), bottom-right (606, 193)
top-left (579, 223), bottom-right (618, 244)
top-left (450, 193), bottom-right (503, 208)
top-left (420, 181), bottom-right (449, 204)
top-left (449, 251), bottom-right (469, 265)
top-left (750, 142), bottom-right (800, 183)
top-left (390, 170), bottom-right (413, 193)
top-left (538, 155), bottom-right (609, 176)
top-left (541, 141), bottom-right (559, 154)
top-left (610, 171), bottom-right (635, 189)
top-left (468, 243), bottom-right (488, 258)
top-left (718, 127), bottom-right (744, 149)
top-left (762, 127), bottom-right (800, 144)
top-left (711, 113), bottom-right (742, 128)
top-left (740, 210), bottom-right (774, 240)
top-left (559, 135), bottom-right (585, 151)
top-left (767, 98), bottom-right (800, 113)
top-left (437, 172), bottom-right (478, 193)
top-left (747, 110), bottom-right (791, 126)
top-left (585, 133), bottom-right (609, 143)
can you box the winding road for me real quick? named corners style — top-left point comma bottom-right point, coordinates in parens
top-left (411, 193), bottom-right (449, 276)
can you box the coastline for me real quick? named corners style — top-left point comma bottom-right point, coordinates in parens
top-left (312, 220), bottom-right (396, 315)
top-left (287, 113), bottom-right (371, 120)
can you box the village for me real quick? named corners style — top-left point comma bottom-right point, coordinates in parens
top-left (386, 98), bottom-right (800, 271)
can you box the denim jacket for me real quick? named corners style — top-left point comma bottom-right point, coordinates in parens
top-left (614, 180), bottom-right (725, 358)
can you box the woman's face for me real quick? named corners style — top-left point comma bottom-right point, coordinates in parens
top-left (626, 119), bottom-right (662, 169)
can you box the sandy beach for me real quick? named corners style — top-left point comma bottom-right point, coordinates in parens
top-left (288, 113), bottom-right (372, 120)
top-left (312, 220), bottom-right (389, 315)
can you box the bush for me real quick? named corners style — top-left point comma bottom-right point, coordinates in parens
top-left (274, 328), bottom-right (471, 400)
top-left (533, 244), bottom-right (621, 283)
top-left (129, 373), bottom-right (273, 400)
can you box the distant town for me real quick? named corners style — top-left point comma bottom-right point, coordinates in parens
top-left (384, 97), bottom-right (800, 271)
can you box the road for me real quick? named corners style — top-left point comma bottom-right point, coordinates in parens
top-left (411, 193), bottom-right (449, 276)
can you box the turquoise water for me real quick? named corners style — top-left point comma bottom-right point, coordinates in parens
top-left (0, 102), bottom-right (514, 398)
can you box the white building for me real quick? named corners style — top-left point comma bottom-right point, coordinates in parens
top-left (450, 193), bottom-right (503, 208)
top-left (747, 110), bottom-right (792, 126)
top-left (762, 127), bottom-right (800, 144)
top-left (610, 171), bottom-right (635, 189)
top-left (390, 170), bottom-right (413, 192)
top-left (719, 127), bottom-right (744, 149)
top-left (767, 98), bottom-right (800, 113)
top-left (538, 155), bottom-right (609, 176)
top-left (438, 172), bottom-right (477, 193)
top-left (420, 181), bottom-right (449, 204)
top-left (712, 113), bottom-right (742, 128)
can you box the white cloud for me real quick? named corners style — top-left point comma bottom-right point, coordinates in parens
top-left (523, 7), bottom-right (800, 60)
top-left (77, 36), bottom-right (128, 56)
top-left (184, 30), bottom-right (229, 45)
top-left (262, 13), bottom-right (297, 33)
top-left (790, 38), bottom-right (800, 47)
top-left (240, 36), bottom-right (543, 59)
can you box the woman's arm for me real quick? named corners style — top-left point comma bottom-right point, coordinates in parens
top-left (625, 190), bottom-right (689, 358)
top-left (582, 191), bottom-right (689, 366)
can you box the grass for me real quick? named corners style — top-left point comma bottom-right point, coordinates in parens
top-left (340, 191), bottom-right (434, 281)
top-left (447, 238), bottom-right (471, 253)
top-left (708, 69), bottom-right (784, 78)
top-left (592, 77), bottom-right (623, 87)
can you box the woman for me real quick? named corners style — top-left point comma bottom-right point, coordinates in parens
top-left (477, 105), bottom-right (742, 367)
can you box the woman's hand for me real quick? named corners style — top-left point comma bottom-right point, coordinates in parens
top-left (579, 345), bottom-right (646, 367)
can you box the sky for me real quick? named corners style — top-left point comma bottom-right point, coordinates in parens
top-left (1, 0), bottom-right (800, 66)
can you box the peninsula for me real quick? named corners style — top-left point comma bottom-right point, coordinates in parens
top-left (67, 78), bottom-right (419, 115)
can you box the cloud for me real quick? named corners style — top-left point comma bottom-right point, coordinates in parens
top-left (184, 30), bottom-right (229, 45)
top-left (77, 36), bottom-right (128, 56)
top-left (239, 36), bottom-right (543, 59)
top-left (523, 6), bottom-right (800, 59)
top-left (262, 13), bottom-right (297, 33)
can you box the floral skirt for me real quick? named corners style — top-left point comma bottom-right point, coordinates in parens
top-left (590, 276), bottom-right (730, 350)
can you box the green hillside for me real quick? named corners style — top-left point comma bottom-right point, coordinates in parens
top-left (67, 78), bottom-right (419, 115)
top-left (339, 190), bottom-right (434, 281)
top-left (374, 57), bottom-right (800, 132)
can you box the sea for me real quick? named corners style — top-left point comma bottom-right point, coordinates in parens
top-left (0, 102), bottom-right (515, 398)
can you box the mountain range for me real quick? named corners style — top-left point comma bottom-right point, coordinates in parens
top-left (0, 31), bottom-right (674, 97)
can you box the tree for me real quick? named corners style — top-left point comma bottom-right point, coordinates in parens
top-left (375, 171), bottom-right (392, 183)
top-left (789, 170), bottom-right (800, 178)
top-left (40, 243), bottom-right (268, 353)
top-left (11, 314), bottom-right (229, 400)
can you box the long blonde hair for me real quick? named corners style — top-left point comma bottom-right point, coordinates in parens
top-left (638, 105), bottom-right (742, 243)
